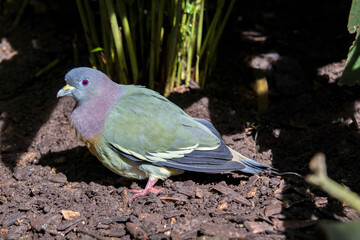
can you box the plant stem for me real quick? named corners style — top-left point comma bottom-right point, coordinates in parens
top-left (117, 0), bottom-right (139, 83)
top-left (196, 0), bottom-right (204, 54)
top-left (306, 153), bottom-right (360, 213)
top-left (199, 0), bottom-right (224, 58)
top-left (149, 0), bottom-right (157, 89)
top-left (137, 0), bottom-right (145, 64)
top-left (195, 54), bottom-right (200, 84)
top-left (195, 0), bottom-right (204, 84)
top-left (155, 0), bottom-right (165, 72)
top-left (164, 0), bottom-right (183, 96)
top-left (176, 55), bottom-right (184, 87)
top-left (185, 5), bottom-right (197, 85)
top-left (105, 0), bottom-right (128, 84)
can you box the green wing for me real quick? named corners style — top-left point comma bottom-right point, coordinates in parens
top-left (102, 85), bottom-right (221, 164)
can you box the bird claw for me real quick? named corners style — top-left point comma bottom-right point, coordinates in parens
top-left (128, 176), bottom-right (161, 202)
top-left (128, 187), bottom-right (163, 202)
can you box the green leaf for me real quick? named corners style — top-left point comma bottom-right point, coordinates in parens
top-left (185, 2), bottom-right (195, 14)
top-left (320, 221), bottom-right (360, 240)
top-left (90, 47), bottom-right (104, 53)
top-left (339, 31), bottom-right (360, 86)
top-left (340, 0), bottom-right (360, 86)
top-left (348, 0), bottom-right (360, 34)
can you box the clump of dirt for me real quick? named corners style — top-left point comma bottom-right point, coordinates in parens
top-left (1, 1), bottom-right (360, 239)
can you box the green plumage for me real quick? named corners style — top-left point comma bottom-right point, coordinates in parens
top-left (104, 86), bottom-right (220, 159)
top-left (57, 67), bottom-right (274, 200)
top-left (95, 85), bottom-right (223, 180)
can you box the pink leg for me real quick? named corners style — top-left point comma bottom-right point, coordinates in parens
top-left (128, 177), bottom-right (162, 202)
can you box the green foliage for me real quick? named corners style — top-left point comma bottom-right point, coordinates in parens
top-left (76, 0), bottom-right (235, 96)
top-left (339, 0), bottom-right (360, 86)
top-left (348, 0), bottom-right (360, 34)
top-left (320, 221), bottom-right (360, 240)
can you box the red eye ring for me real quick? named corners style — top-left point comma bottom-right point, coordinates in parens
top-left (82, 79), bottom-right (89, 86)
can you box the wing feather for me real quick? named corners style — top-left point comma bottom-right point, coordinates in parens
top-left (104, 86), bottom-right (239, 173)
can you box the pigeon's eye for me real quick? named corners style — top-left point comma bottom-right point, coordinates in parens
top-left (82, 79), bottom-right (89, 86)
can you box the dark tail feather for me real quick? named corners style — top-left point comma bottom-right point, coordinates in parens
top-left (229, 148), bottom-right (278, 175)
top-left (230, 148), bottom-right (302, 177)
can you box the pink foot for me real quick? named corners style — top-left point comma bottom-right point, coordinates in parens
top-left (128, 177), bottom-right (162, 202)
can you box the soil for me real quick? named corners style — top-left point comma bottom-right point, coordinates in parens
top-left (1, 0), bottom-right (360, 239)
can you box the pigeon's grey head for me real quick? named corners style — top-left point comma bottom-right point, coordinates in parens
top-left (57, 67), bottom-right (115, 104)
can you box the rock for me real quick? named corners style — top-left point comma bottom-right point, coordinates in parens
top-left (61, 209), bottom-right (81, 220)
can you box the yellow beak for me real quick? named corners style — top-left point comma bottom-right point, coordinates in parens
top-left (57, 84), bottom-right (75, 98)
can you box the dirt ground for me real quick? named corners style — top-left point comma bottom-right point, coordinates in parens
top-left (1, 0), bottom-right (360, 239)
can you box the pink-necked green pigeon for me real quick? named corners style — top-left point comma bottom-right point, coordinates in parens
top-left (57, 67), bottom-right (276, 202)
